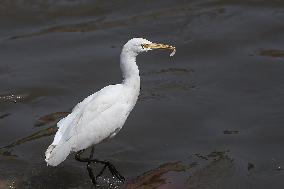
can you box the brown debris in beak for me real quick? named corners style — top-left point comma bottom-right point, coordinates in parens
top-left (142, 43), bottom-right (176, 57)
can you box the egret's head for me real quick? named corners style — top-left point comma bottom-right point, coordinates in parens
top-left (123, 38), bottom-right (176, 56)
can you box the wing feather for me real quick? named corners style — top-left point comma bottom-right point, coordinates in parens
top-left (46, 84), bottom-right (125, 166)
top-left (51, 84), bottom-right (124, 146)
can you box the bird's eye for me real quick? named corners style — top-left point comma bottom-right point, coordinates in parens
top-left (141, 44), bottom-right (145, 49)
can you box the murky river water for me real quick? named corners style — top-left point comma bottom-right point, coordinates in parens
top-left (0, 0), bottom-right (284, 188)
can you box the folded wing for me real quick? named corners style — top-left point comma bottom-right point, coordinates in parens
top-left (45, 84), bottom-right (124, 166)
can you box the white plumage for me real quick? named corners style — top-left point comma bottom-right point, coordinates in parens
top-left (45, 38), bottom-right (175, 166)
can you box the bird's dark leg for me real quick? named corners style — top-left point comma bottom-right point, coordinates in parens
top-left (75, 148), bottom-right (97, 185)
top-left (89, 146), bottom-right (95, 159)
top-left (75, 149), bottom-right (88, 162)
top-left (75, 146), bottom-right (125, 185)
top-left (87, 146), bottom-right (97, 185)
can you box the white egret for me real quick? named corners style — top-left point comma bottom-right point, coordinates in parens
top-left (45, 38), bottom-right (176, 184)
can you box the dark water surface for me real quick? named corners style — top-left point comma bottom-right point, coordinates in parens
top-left (1, 0), bottom-right (284, 188)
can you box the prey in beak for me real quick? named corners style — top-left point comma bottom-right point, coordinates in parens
top-left (142, 43), bottom-right (176, 57)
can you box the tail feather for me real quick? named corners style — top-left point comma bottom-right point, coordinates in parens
top-left (45, 141), bottom-right (72, 166)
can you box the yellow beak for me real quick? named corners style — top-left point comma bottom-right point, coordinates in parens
top-left (142, 43), bottom-right (176, 57)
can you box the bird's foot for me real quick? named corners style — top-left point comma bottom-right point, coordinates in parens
top-left (75, 150), bottom-right (125, 185)
top-left (89, 159), bottom-right (125, 182)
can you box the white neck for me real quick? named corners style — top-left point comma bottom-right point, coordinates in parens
top-left (120, 48), bottom-right (140, 87)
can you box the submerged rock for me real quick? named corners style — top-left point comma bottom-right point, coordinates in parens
top-left (125, 162), bottom-right (188, 189)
